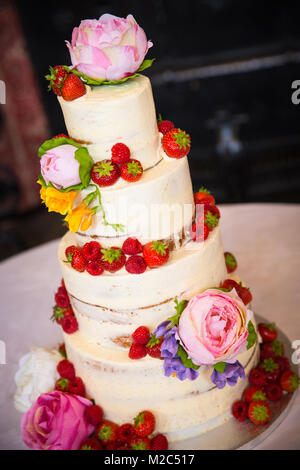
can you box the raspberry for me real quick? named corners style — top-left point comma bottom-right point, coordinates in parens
top-left (129, 343), bottom-right (147, 360)
top-left (132, 326), bottom-right (150, 345)
top-left (265, 383), bottom-right (282, 401)
top-left (86, 260), bottom-right (104, 276)
top-left (85, 405), bottom-right (103, 426)
top-left (54, 286), bottom-right (70, 309)
top-left (232, 400), bottom-right (248, 422)
top-left (62, 315), bottom-right (78, 334)
top-left (275, 356), bottom-right (290, 373)
top-left (151, 433), bottom-right (169, 450)
top-left (57, 359), bottom-right (75, 380)
top-left (125, 255), bottom-right (147, 274)
top-left (82, 241), bottom-right (102, 261)
top-left (158, 120), bottom-right (174, 135)
top-left (249, 368), bottom-right (266, 387)
top-left (122, 237), bottom-right (143, 255)
top-left (80, 437), bottom-right (103, 450)
top-left (111, 142), bottom-right (131, 164)
top-left (67, 376), bottom-right (85, 396)
top-left (117, 423), bottom-right (136, 443)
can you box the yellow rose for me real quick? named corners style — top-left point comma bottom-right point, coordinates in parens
top-left (40, 187), bottom-right (76, 215)
top-left (64, 202), bottom-right (94, 232)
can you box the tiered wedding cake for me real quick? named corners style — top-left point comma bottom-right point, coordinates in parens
top-left (15, 14), bottom-right (260, 450)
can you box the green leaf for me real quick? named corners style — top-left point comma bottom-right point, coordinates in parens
top-left (74, 147), bottom-right (93, 188)
top-left (176, 345), bottom-right (200, 370)
top-left (247, 320), bottom-right (257, 350)
top-left (137, 58), bottom-right (155, 72)
top-left (38, 136), bottom-right (81, 158)
top-left (213, 362), bottom-right (226, 373)
top-left (168, 298), bottom-right (188, 327)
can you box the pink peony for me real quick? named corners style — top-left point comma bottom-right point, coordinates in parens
top-left (66, 13), bottom-right (153, 81)
top-left (177, 289), bottom-right (253, 366)
top-left (40, 144), bottom-right (81, 189)
top-left (21, 391), bottom-right (95, 450)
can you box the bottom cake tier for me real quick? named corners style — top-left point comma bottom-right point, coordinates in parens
top-left (64, 328), bottom-right (259, 442)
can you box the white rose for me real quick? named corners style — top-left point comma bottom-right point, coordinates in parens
top-left (14, 346), bottom-right (61, 413)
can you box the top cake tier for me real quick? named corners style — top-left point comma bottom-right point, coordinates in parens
top-left (58, 75), bottom-right (161, 169)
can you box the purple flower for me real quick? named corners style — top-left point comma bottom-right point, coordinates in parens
top-left (211, 361), bottom-right (245, 389)
top-left (153, 320), bottom-right (171, 338)
top-left (161, 330), bottom-right (178, 359)
top-left (164, 357), bottom-right (199, 381)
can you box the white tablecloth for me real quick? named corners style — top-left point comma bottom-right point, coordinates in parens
top-left (0, 203), bottom-right (299, 450)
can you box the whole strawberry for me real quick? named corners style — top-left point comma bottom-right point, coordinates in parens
top-left (61, 73), bottom-right (86, 101)
top-left (259, 358), bottom-right (280, 383)
top-left (96, 420), bottom-right (119, 446)
top-left (194, 187), bottom-right (215, 206)
top-left (280, 370), bottom-right (299, 392)
top-left (248, 400), bottom-right (271, 424)
top-left (100, 247), bottom-right (126, 273)
top-left (71, 251), bottom-right (87, 273)
top-left (260, 340), bottom-right (284, 360)
top-left (80, 437), bottom-right (103, 450)
top-left (162, 128), bottom-right (191, 159)
top-left (65, 245), bottom-right (81, 263)
top-left (45, 65), bottom-right (68, 96)
top-left (143, 241), bottom-right (169, 268)
top-left (52, 305), bottom-right (73, 325)
top-left (158, 119), bottom-right (174, 135)
top-left (224, 252), bottom-right (237, 273)
top-left (146, 334), bottom-right (164, 359)
top-left (133, 410), bottom-right (155, 437)
top-left (243, 385), bottom-right (266, 403)
top-left (111, 142), bottom-right (131, 164)
top-left (120, 159), bottom-right (143, 183)
top-left (91, 159), bottom-right (120, 187)
top-left (258, 323), bottom-right (278, 342)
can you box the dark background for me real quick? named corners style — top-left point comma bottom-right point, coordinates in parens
top-left (1, 0), bottom-right (300, 260)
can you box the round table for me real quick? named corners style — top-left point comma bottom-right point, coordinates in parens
top-left (1, 203), bottom-right (299, 450)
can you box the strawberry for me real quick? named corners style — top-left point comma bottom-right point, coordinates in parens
top-left (194, 187), bottom-right (215, 206)
top-left (146, 334), bottom-right (164, 359)
top-left (133, 410), bottom-right (155, 437)
top-left (62, 315), bottom-right (78, 334)
top-left (204, 204), bottom-right (220, 220)
top-left (45, 65), bottom-right (68, 96)
top-left (86, 260), bottom-right (104, 276)
top-left (151, 434), bottom-right (168, 450)
top-left (57, 359), bottom-right (75, 380)
top-left (248, 400), bottom-right (271, 424)
top-left (249, 368), bottom-right (266, 387)
top-left (105, 442), bottom-right (120, 450)
top-left (265, 383), bottom-right (282, 401)
top-left (130, 436), bottom-right (151, 450)
top-left (51, 305), bottom-right (73, 325)
top-left (224, 252), bottom-right (237, 273)
top-left (260, 340), bottom-right (284, 360)
top-left (53, 133), bottom-right (69, 139)
top-left (190, 221), bottom-right (209, 242)
top-left (80, 437), bottom-right (103, 450)
top-left (91, 159), bottom-right (120, 187)
top-left (125, 255), bottom-right (147, 274)
top-left (243, 385), bottom-right (266, 403)
top-left (143, 241), bottom-right (169, 268)
top-left (132, 326), bottom-right (150, 345)
top-left (65, 245), bottom-right (81, 263)
top-left (162, 128), bottom-right (191, 158)
top-left (96, 421), bottom-right (119, 445)
top-left (54, 286), bottom-right (70, 309)
top-left (117, 423), bottom-right (136, 444)
top-left (221, 279), bottom-right (252, 305)
top-left (120, 159), bottom-right (143, 183)
top-left (71, 251), bottom-right (87, 272)
top-left (232, 400), bottom-right (248, 422)
top-left (85, 405), bottom-right (103, 426)
top-left (55, 377), bottom-right (69, 392)
top-left (122, 237), bottom-right (143, 255)
top-left (100, 247), bottom-right (126, 273)
top-left (280, 370), bottom-right (299, 392)
top-left (129, 343), bottom-right (147, 360)
top-left (204, 209), bottom-right (219, 231)
top-left (259, 358), bottom-right (280, 383)
top-left (111, 142), bottom-right (131, 164)
top-left (82, 241), bottom-right (102, 261)
top-left (67, 376), bottom-right (85, 396)
top-left (58, 343), bottom-right (67, 359)
top-left (258, 323), bottom-right (278, 342)
top-left (275, 356), bottom-right (290, 373)
top-left (61, 73), bottom-right (86, 101)
top-left (158, 120), bottom-right (174, 135)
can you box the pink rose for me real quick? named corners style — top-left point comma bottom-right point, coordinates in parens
top-left (177, 289), bottom-right (253, 366)
top-left (66, 14), bottom-right (153, 81)
top-left (40, 144), bottom-right (81, 189)
top-left (21, 391), bottom-right (95, 450)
